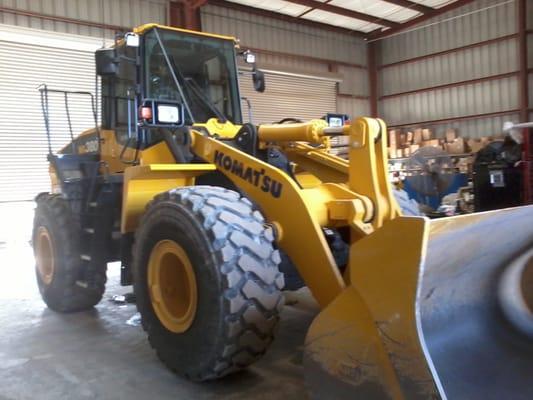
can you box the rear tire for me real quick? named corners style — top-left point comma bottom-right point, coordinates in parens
top-left (33, 193), bottom-right (106, 312)
top-left (133, 186), bottom-right (284, 381)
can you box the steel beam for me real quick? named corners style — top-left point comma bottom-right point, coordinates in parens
top-left (367, 0), bottom-right (476, 41)
top-left (380, 0), bottom-right (433, 14)
top-left (388, 109), bottom-right (521, 129)
top-left (284, 0), bottom-right (400, 28)
top-left (206, 0), bottom-right (366, 37)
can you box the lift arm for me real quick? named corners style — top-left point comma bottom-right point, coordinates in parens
top-left (189, 117), bottom-right (397, 307)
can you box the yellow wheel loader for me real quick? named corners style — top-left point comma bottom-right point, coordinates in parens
top-left (33, 24), bottom-right (533, 399)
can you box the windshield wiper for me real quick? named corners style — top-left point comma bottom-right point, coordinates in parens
top-left (168, 56), bottom-right (228, 123)
top-left (153, 27), bottom-right (228, 124)
top-left (185, 77), bottom-right (228, 123)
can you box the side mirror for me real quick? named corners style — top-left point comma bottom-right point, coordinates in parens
top-left (139, 99), bottom-right (185, 128)
top-left (95, 48), bottom-right (118, 76)
top-left (241, 50), bottom-right (265, 92)
top-left (253, 68), bottom-right (265, 93)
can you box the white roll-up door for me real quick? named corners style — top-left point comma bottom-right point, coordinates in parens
top-left (239, 69), bottom-right (338, 125)
top-left (0, 25), bottom-right (108, 202)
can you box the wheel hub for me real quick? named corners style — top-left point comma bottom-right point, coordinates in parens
top-left (36, 226), bottom-right (55, 285)
top-left (148, 239), bottom-right (197, 333)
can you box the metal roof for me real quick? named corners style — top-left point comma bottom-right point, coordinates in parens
top-left (220, 0), bottom-right (466, 35)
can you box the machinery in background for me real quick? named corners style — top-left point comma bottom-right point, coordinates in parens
top-left (473, 136), bottom-right (523, 211)
top-left (402, 147), bottom-right (467, 211)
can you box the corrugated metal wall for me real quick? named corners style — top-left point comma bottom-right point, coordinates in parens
top-left (376, 0), bottom-right (521, 138)
top-left (201, 3), bottom-right (370, 119)
top-left (0, 25), bottom-right (103, 201)
top-left (239, 72), bottom-right (338, 124)
top-left (0, 0), bottom-right (168, 37)
top-left (0, 0), bottom-right (168, 201)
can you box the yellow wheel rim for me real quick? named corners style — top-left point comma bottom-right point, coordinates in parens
top-left (36, 226), bottom-right (55, 285)
top-left (148, 239), bottom-right (198, 333)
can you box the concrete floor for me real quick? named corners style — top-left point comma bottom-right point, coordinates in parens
top-left (0, 203), bottom-right (318, 400)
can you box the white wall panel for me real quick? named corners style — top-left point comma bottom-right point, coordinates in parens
top-left (251, 51), bottom-right (330, 74)
top-left (239, 71), bottom-right (337, 124)
top-left (338, 65), bottom-right (369, 96)
top-left (375, 0), bottom-right (520, 136)
top-left (377, 0), bottom-right (516, 66)
top-left (201, 2), bottom-right (369, 119)
top-left (380, 38), bottom-right (518, 95)
top-left (0, 24), bottom-right (104, 201)
top-left (337, 96), bottom-right (370, 119)
top-left (201, 3), bottom-right (367, 65)
top-left (0, 0), bottom-right (168, 38)
top-left (380, 76), bottom-right (518, 126)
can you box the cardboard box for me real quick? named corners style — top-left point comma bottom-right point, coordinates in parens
top-left (399, 133), bottom-right (407, 146)
top-left (467, 139), bottom-right (484, 153)
top-left (388, 143), bottom-right (397, 158)
top-left (445, 129), bottom-right (456, 143)
top-left (388, 130), bottom-right (399, 147)
top-left (396, 149), bottom-right (403, 158)
top-left (413, 128), bottom-right (423, 144)
top-left (467, 137), bottom-right (490, 152)
top-left (422, 128), bottom-right (432, 141)
top-left (422, 139), bottom-right (440, 148)
top-left (445, 137), bottom-right (465, 154)
top-left (410, 144), bottom-right (420, 154)
top-left (403, 147), bottom-right (411, 157)
top-left (406, 131), bottom-right (414, 144)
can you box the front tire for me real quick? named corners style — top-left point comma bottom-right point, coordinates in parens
top-left (133, 186), bottom-right (284, 381)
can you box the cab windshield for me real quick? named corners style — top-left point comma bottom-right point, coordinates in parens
top-left (144, 28), bottom-right (242, 124)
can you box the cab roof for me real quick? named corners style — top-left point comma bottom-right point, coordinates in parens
top-left (133, 23), bottom-right (238, 43)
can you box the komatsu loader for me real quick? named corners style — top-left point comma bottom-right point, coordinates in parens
top-left (33, 24), bottom-right (533, 399)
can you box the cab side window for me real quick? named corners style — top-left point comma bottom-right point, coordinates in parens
top-left (101, 45), bottom-right (137, 146)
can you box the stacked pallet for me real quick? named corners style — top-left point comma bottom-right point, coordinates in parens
top-left (329, 128), bottom-right (494, 160)
top-left (388, 127), bottom-right (503, 158)
top-left (388, 128), bottom-right (469, 158)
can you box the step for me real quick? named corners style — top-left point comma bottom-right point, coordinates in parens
top-left (75, 280), bottom-right (88, 289)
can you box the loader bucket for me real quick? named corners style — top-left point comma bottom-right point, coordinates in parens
top-left (304, 206), bottom-right (533, 400)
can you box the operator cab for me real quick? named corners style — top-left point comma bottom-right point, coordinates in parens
top-left (96, 24), bottom-right (264, 154)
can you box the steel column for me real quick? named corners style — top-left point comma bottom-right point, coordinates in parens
top-left (169, 1), bottom-right (205, 30)
top-left (367, 41), bottom-right (378, 117)
top-left (517, 0), bottom-right (531, 203)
